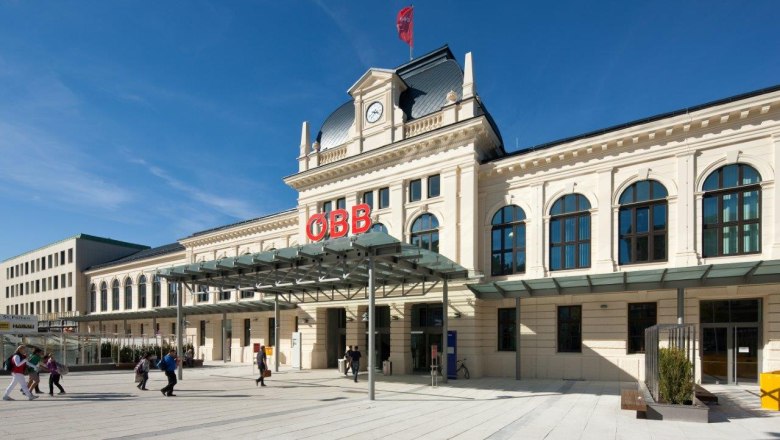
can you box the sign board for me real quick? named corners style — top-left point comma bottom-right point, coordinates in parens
top-left (264, 346), bottom-right (274, 356)
top-left (0, 315), bottom-right (38, 334)
top-left (253, 343), bottom-right (261, 353)
top-left (306, 204), bottom-right (372, 241)
top-left (739, 346), bottom-right (750, 353)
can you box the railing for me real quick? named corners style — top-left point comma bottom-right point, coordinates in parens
top-left (644, 324), bottom-right (696, 403)
top-left (404, 113), bottom-right (442, 138)
top-left (37, 311), bottom-right (81, 321)
top-left (319, 145), bottom-right (347, 165)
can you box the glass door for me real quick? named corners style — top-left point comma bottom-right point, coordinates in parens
top-left (734, 326), bottom-right (758, 384)
top-left (701, 327), bottom-right (728, 384)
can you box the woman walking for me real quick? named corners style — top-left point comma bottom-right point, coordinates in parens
top-left (135, 353), bottom-right (151, 390)
top-left (255, 345), bottom-right (267, 387)
top-left (26, 347), bottom-right (44, 394)
top-left (3, 345), bottom-right (37, 401)
top-left (44, 354), bottom-right (66, 395)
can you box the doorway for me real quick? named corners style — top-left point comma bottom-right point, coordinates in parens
top-left (700, 299), bottom-right (760, 384)
top-left (411, 303), bottom-right (443, 373)
top-left (364, 306), bottom-right (391, 370)
top-left (222, 319), bottom-right (232, 362)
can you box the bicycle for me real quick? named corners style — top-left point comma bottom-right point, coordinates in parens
top-left (455, 358), bottom-right (470, 379)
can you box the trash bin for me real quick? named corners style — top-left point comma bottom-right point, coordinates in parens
top-left (383, 360), bottom-right (392, 376)
top-left (760, 370), bottom-right (780, 410)
top-left (338, 358), bottom-right (346, 374)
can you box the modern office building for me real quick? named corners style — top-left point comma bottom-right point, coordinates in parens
top-left (2, 46), bottom-right (779, 385)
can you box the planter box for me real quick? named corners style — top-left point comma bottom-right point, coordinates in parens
top-left (641, 382), bottom-right (710, 423)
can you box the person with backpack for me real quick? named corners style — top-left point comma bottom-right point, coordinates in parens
top-left (3, 345), bottom-right (37, 401)
top-left (159, 349), bottom-right (180, 397)
top-left (44, 354), bottom-right (66, 396)
top-left (135, 353), bottom-right (151, 391)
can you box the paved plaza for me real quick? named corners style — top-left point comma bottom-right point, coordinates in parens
top-left (0, 364), bottom-right (778, 439)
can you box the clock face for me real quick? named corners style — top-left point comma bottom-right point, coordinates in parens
top-left (365, 101), bottom-right (383, 123)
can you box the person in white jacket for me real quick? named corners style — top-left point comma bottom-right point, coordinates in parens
top-left (3, 345), bottom-right (37, 401)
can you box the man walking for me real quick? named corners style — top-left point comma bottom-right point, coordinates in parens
top-left (255, 345), bottom-right (267, 387)
top-left (350, 345), bottom-right (362, 383)
top-left (159, 349), bottom-right (180, 397)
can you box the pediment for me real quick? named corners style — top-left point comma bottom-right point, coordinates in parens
top-left (348, 68), bottom-right (407, 97)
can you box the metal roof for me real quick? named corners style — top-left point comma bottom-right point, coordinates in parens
top-left (87, 242), bottom-right (185, 271)
top-left (467, 260), bottom-right (780, 299)
top-left (156, 232), bottom-right (469, 304)
top-left (71, 299), bottom-right (293, 322)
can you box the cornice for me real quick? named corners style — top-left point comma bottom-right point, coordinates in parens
top-left (285, 116), bottom-right (496, 191)
top-left (179, 213), bottom-right (299, 248)
top-left (481, 94), bottom-right (780, 180)
top-left (84, 251), bottom-right (187, 277)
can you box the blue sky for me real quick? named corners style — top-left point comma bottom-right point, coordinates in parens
top-left (1, 1), bottom-right (779, 259)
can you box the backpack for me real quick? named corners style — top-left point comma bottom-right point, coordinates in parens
top-left (3, 356), bottom-right (13, 373)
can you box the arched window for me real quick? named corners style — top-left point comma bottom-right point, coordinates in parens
top-left (100, 282), bottom-right (108, 312)
top-left (549, 194), bottom-right (591, 270)
top-left (491, 205), bottom-right (526, 275)
top-left (111, 280), bottom-right (120, 310)
top-left (89, 283), bottom-right (96, 313)
top-left (138, 275), bottom-right (147, 309)
top-left (702, 164), bottom-right (761, 257)
top-left (370, 223), bottom-right (388, 233)
top-left (618, 180), bottom-right (668, 265)
top-left (168, 281), bottom-right (179, 306)
top-left (124, 277), bottom-right (133, 310)
top-left (152, 276), bottom-right (161, 308)
top-left (410, 214), bottom-right (439, 253)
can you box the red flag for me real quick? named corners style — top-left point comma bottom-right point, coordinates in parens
top-left (396, 6), bottom-right (414, 47)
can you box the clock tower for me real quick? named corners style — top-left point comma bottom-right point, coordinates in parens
top-left (345, 68), bottom-right (408, 155)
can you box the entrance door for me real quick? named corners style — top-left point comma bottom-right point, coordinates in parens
top-left (734, 326), bottom-right (758, 384)
top-left (411, 332), bottom-right (441, 372)
top-left (701, 327), bottom-right (727, 384)
top-left (700, 299), bottom-right (761, 385)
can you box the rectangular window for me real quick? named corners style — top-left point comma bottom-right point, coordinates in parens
top-left (53, 276), bottom-right (58, 289)
top-left (557, 305), bottom-right (582, 353)
top-left (41, 257), bottom-right (46, 271)
top-left (336, 197), bottom-right (346, 210)
top-left (48, 254), bottom-right (53, 268)
top-left (240, 290), bottom-right (254, 299)
top-left (409, 179), bottom-right (422, 202)
top-left (627, 303), bottom-right (657, 354)
top-left (60, 251), bottom-right (65, 265)
top-left (60, 274), bottom-right (66, 289)
top-left (378, 187), bottom-right (390, 209)
top-left (219, 289), bottom-right (231, 301)
top-left (171, 323), bottom-right (176, 335)
top-left (322, 201), bottom-right (332, 213)
top-left (25, 262), bottom-right (29, 275)
top-left (497, 308), bottom-right (517, 351)
top-left (68, 272), bottom-right (72, 287)
top-left (268, 318), bottom-right (276, 347)
top-left (67, 297), bottom-right (72, 312)
top-left (428, 174), bottom-right (440, 198)
top-left (68, 248), bottom-right (73, 264)
top-left (199, 320), bottom-right (206, 346)
top-left (294, 316), bottom-right (299, 333)
top-left (244, 319), bottom-right (251, 347)
top-left (362, 191), bottom-right (374, 209)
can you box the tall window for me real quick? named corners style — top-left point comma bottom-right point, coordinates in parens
top-left (268, 318), bottom-right (276, 347)
top-left (89, 283), bottom-right (96, 313)
top-left (168, 281), bottom-right (179, 306)
top-left (497, 308), bottom-right (516, 351)
top-left (409, 179), bottom-right (422, 202)
top-left (702, 163), bottom-right (761, 257)
top-left (378, 187), bottom-right (390, 209)
top-left (557, 305), bottom-right (581, 353)
top-left (138, 275), bottom-right (147, 309)
top-left (111, 280), bottom-right (120, 310)
top-left (491, 205), bottom-right (526, 275)
top-left (322, 201), bottom-right (332, 213)
top-left (362, 191), bottom-right (374, 209)
top-left (618, 180), bottom-right (668, 265)
top-left (336, 197), bottom-right (346, 210)
top-left (100, 282), bottom-right (108, 312)
top-left (410, 214), bottom-right (439, 252)
top-left (124, 277), bottom-right (133, 310)
top-left (199, 320), bottom-right (206, 346)
top-left (628, 302), bottom-right (657, 354)
top-left (549, 194), bottom-right (591, 271)
top-left (152, 276), bottom-right (161, 307)
top-left (244, 319), bottom-right (251, 347)
top-left (428, 174), bottom-right (440, 198)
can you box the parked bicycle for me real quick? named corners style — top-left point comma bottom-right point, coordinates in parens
top-left (456, 358), bottom-right (470, 379)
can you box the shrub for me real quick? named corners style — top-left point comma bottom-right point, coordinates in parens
top-left (658, 347), bottom-right (694, 404)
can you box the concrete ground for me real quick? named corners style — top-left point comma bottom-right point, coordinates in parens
top-left (0, 363), bottom-right (778, 439)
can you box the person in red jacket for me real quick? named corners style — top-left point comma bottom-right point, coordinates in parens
top-left (3, 345), bottom-right (37, 401)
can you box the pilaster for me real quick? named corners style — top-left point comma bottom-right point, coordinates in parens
top-left (674, 152), bottom-right (700, 266)
top-left (528, 184), bottom-right (546, 278)
top-left (594, 169), bottom-right (615, 272)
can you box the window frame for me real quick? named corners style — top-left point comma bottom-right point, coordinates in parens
top-left (409, 179), bottom-right (422, 202)
top-left (557, 305), bottom-right (582, 353)
top-left (627, 302), bottom-right (657, 354)
top-left (138, 275), bottom-right (147, 309)
top-left (410, 213), bottom-right (439, 253)
top-left (124, 277), bottom-right (133, 310)
top-left (549, 194), bottom-right (591, 271)
top-left (378, 187), bottom-right (390, 209)
top-left (497, 308), bottom-right (517, 351)
top-left (427, 174), bottom-right (440, 198)
top-left (491, 205), bottom-right (526, 276)
top-left (618, 180), bottom-right (668, 265)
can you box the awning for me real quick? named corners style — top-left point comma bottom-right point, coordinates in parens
top-left (156, 232), bottom-right (469, 304)
top-left (72, 299), bottom-right (293, 322)
top-left (467, 259), bottom-right (780, 299)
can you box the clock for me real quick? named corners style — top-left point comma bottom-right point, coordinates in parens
top-left (365, 101), bottom-right (383, 123)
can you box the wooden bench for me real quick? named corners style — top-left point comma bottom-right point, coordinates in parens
top-left (621, 389), bottom-right (647, 416)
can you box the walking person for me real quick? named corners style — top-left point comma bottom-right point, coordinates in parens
top-left (343, 346), bottom-right (353, 376)
top-left (159, 349), bottom-right (180, 397)
top-left (255, 345), bottom-right (267, 387)
top-left (350, 345), bottom-right (362, 383)
top-left (26, 347), bottom-right (44, 394)
top-left (3, 345), bottom-right (37, 401)
top-left (44, 354), bottom-right (66, 396)
top-left (135, 353), bottom-right (151, 391)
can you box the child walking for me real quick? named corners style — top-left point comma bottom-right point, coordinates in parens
top-left (44, 354), bottom-right (66, 395)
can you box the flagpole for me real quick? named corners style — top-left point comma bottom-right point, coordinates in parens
top-left (410, 5), bottom-right (414, 61)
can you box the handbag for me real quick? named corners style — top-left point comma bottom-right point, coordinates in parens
top-left (263, 369), bottom-right (272, 378)
top-left (57, 362), bottom-right (69, 375)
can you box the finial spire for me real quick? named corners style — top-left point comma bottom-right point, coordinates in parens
top-left (463, 52), bottom-right (475, 99)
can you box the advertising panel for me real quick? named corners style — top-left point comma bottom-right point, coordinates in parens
top-left (0, 315), bottom-right (39, 334)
